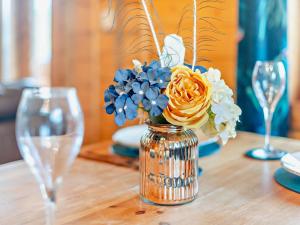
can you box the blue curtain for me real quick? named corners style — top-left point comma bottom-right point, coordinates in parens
top-left (237, 0), bottom-right (289, 136)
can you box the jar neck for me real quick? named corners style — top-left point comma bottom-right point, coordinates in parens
top-left (147, 123), bottom-right (184, 133)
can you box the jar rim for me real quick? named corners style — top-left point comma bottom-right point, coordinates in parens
top-left (146, 120), bottom-right (184, 133)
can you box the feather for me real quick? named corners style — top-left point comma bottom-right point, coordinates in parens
top-left (140, 0), bottom-right (162, 64)
top-left (192, 0), bottom-right (197, 70)
top-left (177, 0), bottom-right (224, 65)
top-left (105, 0), bottom-right (224, 67)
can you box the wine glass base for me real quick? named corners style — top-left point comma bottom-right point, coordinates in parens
top-left (245, 148), bottom-right (287, 160)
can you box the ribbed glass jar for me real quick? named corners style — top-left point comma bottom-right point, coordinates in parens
top-left (140, 123), bottom-right (199, 205)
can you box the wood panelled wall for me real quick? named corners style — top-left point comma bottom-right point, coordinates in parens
top-left (288, 0), bottom-right (300, 139)
top-left (51, 0), bottom-right (238, 144)
top-left (52, 0), bottom-right (103, 144)
top-left (15, 0), bottom-right (31, 79)
top-left (288, 0), bottom-right (300, 103)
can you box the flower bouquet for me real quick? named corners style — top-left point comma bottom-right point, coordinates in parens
top-left (105, 34), bottom-right (241, 145)
top-left (104, 0), bottom-right (241, 205)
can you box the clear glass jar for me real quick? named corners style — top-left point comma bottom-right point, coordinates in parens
top-left (140, 123), bottom-right (199, 205)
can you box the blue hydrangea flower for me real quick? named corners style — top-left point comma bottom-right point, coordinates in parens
top-left (140, 69), bottom-right (156, 85)
top-left (105, 60), bottom-right (172, 126)
top-left (154, 67), bottom-right (171, 88)
top-left (142, 88), bottom-right (169, 117)
top-left (140, 60), bottom-right (171, 88)
top-left (148, 60), bottom-right (161, 70)
top-left (115, 81), bottom-right (133, 95)
top-left (104, 85), bottom-right (118, 114)
top-left (131, 81), bottom-right (149, 104)
top-left (114, 94), bottom-right (138, 126)
top-left (114, 69), bottom-right (133, 84)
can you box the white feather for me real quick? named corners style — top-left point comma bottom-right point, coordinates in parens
top-left (192, 0), bottom-right (197, 71)
top-left (140, 0), bottom-right (163, 65)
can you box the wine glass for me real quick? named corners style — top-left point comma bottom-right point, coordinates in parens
top-left (16, 88), bottom-right (84, 225)
top-left (247, 61), bottom-right (287, 160)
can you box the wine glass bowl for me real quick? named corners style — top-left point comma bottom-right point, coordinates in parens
top-left (16, 87), bottom-right (84, 224)
top-left (252, 61), bottom-right (286, 114)
top-left (246, 61), bottom-right (287, 160)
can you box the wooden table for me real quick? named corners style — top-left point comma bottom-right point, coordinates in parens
top-left (1, 132), bottom-right (300, 225)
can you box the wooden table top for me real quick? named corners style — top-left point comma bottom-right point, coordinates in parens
top-left (1, 132), bottom-right (300, 225)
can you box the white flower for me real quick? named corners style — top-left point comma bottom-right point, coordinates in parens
top-left (161, 34), bottom-right (185, 67)
top-left (212, 101), bottom-right (234, 124)
top-left (132, 59), bottom-right (143, 73)
top-left (206, 68), bottom-right (221, 82)
top-left (202, 68), bottom-right (242, 144)
top-left (206, 68), bottom-right (233, 102)
top-left (217, 120), bottom-right (238, 144)
top-left (213, 102), bottom-right (241, 144)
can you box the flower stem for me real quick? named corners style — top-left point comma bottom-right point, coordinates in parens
top-left (149, 115), bottom-right (169, 124)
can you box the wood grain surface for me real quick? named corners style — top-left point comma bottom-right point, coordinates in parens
top-left (79, 140), bottom-right (139, 170)
top-left (1, 132), bottom-right (300, 225)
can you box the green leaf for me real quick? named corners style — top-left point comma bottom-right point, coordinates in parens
top-left (149, 114), bottom-right (169, 125)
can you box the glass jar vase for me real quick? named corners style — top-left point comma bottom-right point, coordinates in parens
top-left (140, 123), bottom-right (199, 205)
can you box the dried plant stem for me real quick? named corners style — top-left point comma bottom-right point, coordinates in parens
top-left (140, 0), bottom-right (163, 65)
top-left (192, 0), bottom-right (197, 70)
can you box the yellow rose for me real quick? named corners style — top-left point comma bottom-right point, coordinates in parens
top-left (163, 65), bottom-right (212, 128)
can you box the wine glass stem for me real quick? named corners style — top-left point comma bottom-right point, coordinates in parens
top-left (45, 189), bottom-right (56, 225)
top-left (263, 108), bottom-right (273, 152)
